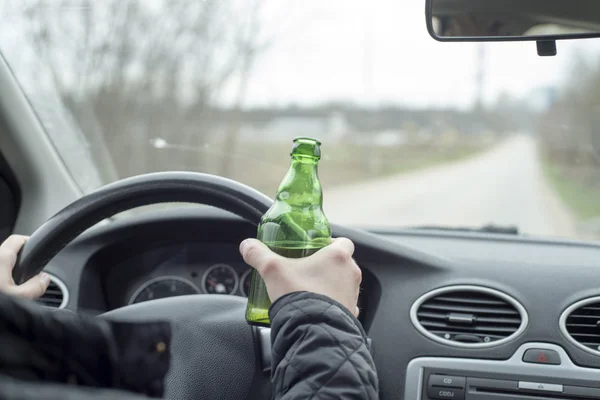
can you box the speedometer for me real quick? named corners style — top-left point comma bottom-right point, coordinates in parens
top-left (202, 264), bottom-right (239, 294)
top-left (129, 276), bottom-right (201, 304)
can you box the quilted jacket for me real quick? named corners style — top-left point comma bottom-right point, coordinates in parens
top-left (0, 291), bottom-right (378, 399)
top-left (269, 292), bottom-right (379, 399)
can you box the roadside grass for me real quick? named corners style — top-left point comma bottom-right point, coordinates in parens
top-left (542, 161), bottom-right (600, 222)
top-left (120, 137), bottom-right (495, 218)
top-left (229, 140), bottom-right (493, 196)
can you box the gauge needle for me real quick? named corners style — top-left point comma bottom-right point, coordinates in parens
top-left (207, 279), bottom-right (217, 286)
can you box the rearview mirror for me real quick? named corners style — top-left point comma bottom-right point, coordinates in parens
top-left (426, 0), bottom-right (600, 51)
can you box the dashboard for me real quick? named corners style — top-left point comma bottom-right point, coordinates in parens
top-left (104, 242), bottom-right (254, 307)
top-left (39, 207), bottom-right (600, 400)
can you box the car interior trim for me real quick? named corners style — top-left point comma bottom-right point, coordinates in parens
top-left (0, 52), bottom-right (81, 234)
top-left (258, 327), bottom-right (272, 372)
top-left (559, 295), bottom-right (600, 357)
top-left (47, 273), bottom-right (69, 310)
top-left (405, 342), bottom-right (600, 399)
top-left (409, 284), bottom-right (529, 348)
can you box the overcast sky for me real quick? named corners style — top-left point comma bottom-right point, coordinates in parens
top-left (2, 0), bottom-right (600, 110)
top-left (238, 0), bottom-right (600, 109)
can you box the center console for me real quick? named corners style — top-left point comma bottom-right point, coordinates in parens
top-left (405, 343), bottom-right (600, 399)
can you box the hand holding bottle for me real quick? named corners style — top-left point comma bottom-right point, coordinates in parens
top-left (245, 137), bottom-right (333, 326)
top-left (240, 237), bottom-right (362, 317)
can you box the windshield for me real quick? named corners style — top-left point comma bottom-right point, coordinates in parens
top-left (0, 1), bottom-right (599, 241)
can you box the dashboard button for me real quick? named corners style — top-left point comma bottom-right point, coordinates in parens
top-left (522, 348), bottom-right (561, 365)
top-left (427, 387), bottom-right (465, 400)
top-left (429, 375), bottom-right (466, 389)
top-left (518, 381), bottom-right (563, 392)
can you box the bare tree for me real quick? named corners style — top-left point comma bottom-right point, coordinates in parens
top-left (217, 0), bottom-right (273, 177)
top-left (10, 0), bottom-right (271, 179)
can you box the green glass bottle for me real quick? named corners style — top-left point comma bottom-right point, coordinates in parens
top-left (245, 137), bottom-right (332, 326)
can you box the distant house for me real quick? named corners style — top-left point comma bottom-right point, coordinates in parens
top-left (264, 116), bottom-right (326, 141)
top-left (328, 111), bottom-right (351, 142)
top-left (373, 130), bottom-right (407, 147)
top-left (349, 129), bottom-right (408, 147)
top-left (234, 111), bottom-right (353, 143)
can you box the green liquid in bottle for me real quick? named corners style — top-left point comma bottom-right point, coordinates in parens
top-left (245, 138), bottom-right (331, 327)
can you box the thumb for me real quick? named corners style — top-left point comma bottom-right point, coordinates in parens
top-left (240, 239), bottom-right (281, 275)
top-left (309, 237), bottom-right (355, 263)
top-left (13, 272), bottom-right (50, 300)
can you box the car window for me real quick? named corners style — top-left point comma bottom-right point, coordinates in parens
top-left (0, 0), bottom-right (599, 242)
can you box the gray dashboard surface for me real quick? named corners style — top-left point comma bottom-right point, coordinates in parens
top-left (41, 208), bottom-right (600, 400)
top-left (379, 229), bottom-right (600, 267)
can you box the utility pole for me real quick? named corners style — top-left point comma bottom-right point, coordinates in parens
top-left (475, 43), bottom-right (485, 110)
top-left (363, 4), bottom-right (373, 107)
top-left (362, 3), bottom-right (375, 173)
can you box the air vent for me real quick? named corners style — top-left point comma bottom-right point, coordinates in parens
top-left (36, 275), bottom-right (68, 309)
top-left (410, 285), bottom-right (527, 348)
top-left (561, 297), bottom-right (600, 355)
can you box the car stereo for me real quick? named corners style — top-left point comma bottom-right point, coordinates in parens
top-left (405, 343), bottom-right (600, 399)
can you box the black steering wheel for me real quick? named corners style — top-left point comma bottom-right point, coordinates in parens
top-left (12, 172), bottom-right (276, 400)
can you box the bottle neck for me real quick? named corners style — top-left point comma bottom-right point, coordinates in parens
top-left (276, 156), bottom-right (323, 207)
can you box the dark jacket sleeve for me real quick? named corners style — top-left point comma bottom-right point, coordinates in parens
top-left (0, 293), bottom-right (171, 398)
top-left (269, 291), bottom-right (378, 399)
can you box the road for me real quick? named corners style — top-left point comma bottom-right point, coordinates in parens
top-left (324, 135), bottom-right (575, 238)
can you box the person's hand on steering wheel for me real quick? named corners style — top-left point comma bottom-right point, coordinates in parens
top-left (0, 235), bottom-right (50, 299)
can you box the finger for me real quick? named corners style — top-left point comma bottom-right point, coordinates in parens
top-left (355, 306), bottom-right (360, 317)
top-left (328, 237), bottom-right (355, 257)
top-left (239, 239), bottom-right (282, 274)
top-left (0, 235), bottom-right (28, 268)
top-left (0, 235), bottom-right (28, 254)
top-left (312, 238), bottom-right (355, 265)
top-left (12, 272), bottom-right (50, 300)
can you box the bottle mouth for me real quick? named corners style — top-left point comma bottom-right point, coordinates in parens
top-left (293, 136), bottom-right (321, 145)
top-left (291, 137), bottom-right (321, 159)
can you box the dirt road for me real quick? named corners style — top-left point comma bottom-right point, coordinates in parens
top-left (324, 135), bottom-right (575, 238)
